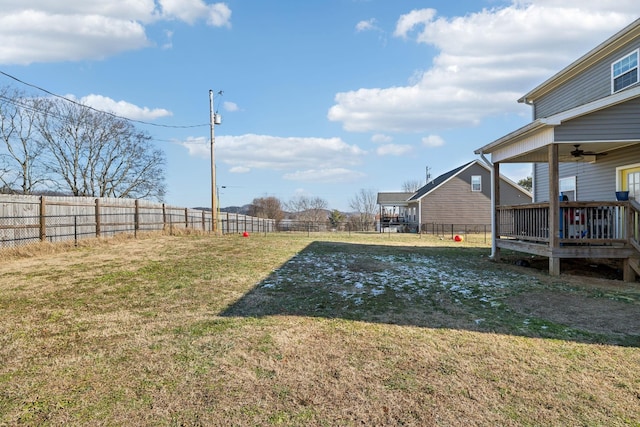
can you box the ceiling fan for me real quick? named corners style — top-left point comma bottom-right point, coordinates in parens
top-left (570, 144), bottom-right (606, 158)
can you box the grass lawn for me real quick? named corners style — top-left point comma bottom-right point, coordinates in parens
top-left (0, 232), bottom-right (639, 426)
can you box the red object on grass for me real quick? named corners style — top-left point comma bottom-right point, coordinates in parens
top-left (454, 235), bottom-right (463, 242)
top-left (242, 231), bottom-right (249, 237)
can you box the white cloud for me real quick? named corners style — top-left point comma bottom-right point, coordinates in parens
top-left (283, 168), bottom-right (366, 183)
top-left (422, 134), bottom-right (444, 147)
top-left (356, 18), bottom-right (378, 32)
top-left (371, 133), bottom-right (393, 143)
top-left (180, 133), bottom-right (367, 182)
top-left (216, 134), bottom-right (365, 169)
top-left (393, 9), bottom-right (437, 39)
top-left (162, 30), bottom-right (174, 50)
top-left (0, 1), bottom-right (232, 65)
top-left (159, 0), bottom-right (231, 27)
top-left (376, 144), bottom-right (413, 156)
top-left (179, 136), bottom-right (208, 157)
top-left (230, 166), bottom-right (250, 173)
top-left (78, 94), bottom-right (173, 121)
top-left (0, 10), bottom-right (149, 64)
top-left (223, 101), bottom-right (239, 112)
top-left (328, 2), bottom-right (637, 133)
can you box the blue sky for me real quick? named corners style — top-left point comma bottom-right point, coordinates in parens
top-left (0, 1), bottom-right (637, 211)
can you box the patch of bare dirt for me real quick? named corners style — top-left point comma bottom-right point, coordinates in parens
top-left (507, 291), bottom-right (640, 335)
top-left (507, 256), bottom-right (624, 281)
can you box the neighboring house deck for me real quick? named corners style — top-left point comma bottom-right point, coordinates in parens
top-left (377, 161), bottom-right (531, 232)
top-left (475, 18), bottom-right (640, 282)
top-left (377, 192), bottom-right (412, 231)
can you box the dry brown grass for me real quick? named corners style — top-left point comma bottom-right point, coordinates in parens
top-left (0, 233), bottom-right (638, 426)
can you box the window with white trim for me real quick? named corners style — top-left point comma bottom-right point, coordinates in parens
top-left (612, 49), bottom-right (639, 93)
top-left (471, 175), bottom-right (481, 192)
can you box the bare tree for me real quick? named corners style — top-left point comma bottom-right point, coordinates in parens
top-left (402, 179), bottom-right (423, 193)
top-left (306, 196), bottom-right (329, 224)
top-left (0, 87), bottom-right (49, 194)
top-left (286, 194), bottom-right (308, 218)
top-left (36, 98), bottom-right (166, 200)
top-left (287, 195), bottom-right (328, 224)
top-left (248, 196), bottom-right (284, 224)
top-left (348, 188), bottom-right (378, 231)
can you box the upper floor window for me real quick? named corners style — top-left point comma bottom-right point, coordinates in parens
top-left (612, 50), bottom-right (639, 93)
top-left (471, 175), bottom-right (481, 192)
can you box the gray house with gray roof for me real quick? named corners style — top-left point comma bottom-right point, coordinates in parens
top-left (475, 18), bottom-right (640, 281)
top-left (377, 160), bottom-right (531, 232)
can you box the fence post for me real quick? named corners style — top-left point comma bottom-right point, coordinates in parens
top-left (39, 196), bottom-right (46, 242)
top-left (162, 203), bottom-right (167, 231)
top-left (202, 210), bottom-right (206, 232)
top-left (134, 199), bottom-right (140, 238)
top-left (95, 198), bottom-right (101, 237)
top-left (184, 208), bottom-right (188, 229)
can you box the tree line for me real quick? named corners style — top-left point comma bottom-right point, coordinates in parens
top-left (0, 85), bottom-right (165, 200)
top-left (248, 188), bottom-right (379, 231)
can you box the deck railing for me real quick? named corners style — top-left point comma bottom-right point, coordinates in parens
top-left (628, 200), bottom-right (640, 252)
top-left (497, 201), bottom-right (630, 245)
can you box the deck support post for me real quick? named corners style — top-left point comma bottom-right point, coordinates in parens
top-left (548, 144), bottom-right (560, 276)
top-left (493, 161), bottom-right (501, 261)
top-left (623, 259), bottom-right (636, 282)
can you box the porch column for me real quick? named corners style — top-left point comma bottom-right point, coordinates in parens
top-left (548, 143), bottom-right (560, 275)
top-left (493, 162), bottom-right (500, 261)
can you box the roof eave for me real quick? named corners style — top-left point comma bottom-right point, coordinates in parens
top-left (478, 84), bottom-right (640, 156)
top-left (474, 119), bottom-right (551, 155)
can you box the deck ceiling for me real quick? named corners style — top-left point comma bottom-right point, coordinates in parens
top-left (495, 141), bottom-right (636, 163)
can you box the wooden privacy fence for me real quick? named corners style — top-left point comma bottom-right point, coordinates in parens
top-left (0, 195), bottom-right (275, 248)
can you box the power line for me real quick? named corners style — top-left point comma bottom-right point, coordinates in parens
top-left (0, 70), bottom-right (208, 129)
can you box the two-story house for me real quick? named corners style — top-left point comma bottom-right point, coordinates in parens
top-left (475, 18), bottom-right (640, 281)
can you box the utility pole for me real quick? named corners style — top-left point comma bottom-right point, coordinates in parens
top-left (209, 90), bottom-right (221, 233)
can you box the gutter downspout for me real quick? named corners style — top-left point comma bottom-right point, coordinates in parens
top-left (478, 152), bottom-right (497, 259)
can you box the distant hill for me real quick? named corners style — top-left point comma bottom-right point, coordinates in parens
top-left (221, 205), bottom-right (252, 214)
top-left (192, 205), bottom-right (252, 214)
top-left (194, 206), bottom-right (354, 218)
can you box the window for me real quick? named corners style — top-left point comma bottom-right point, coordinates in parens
top-left (612, 50), bottom-right (639, 93)
top-left (559, 176), bottom-right (576, 201)
top-left (471, 175), bottom-right (481, 192)
top-left (627, 171), bottom-right (640, 201)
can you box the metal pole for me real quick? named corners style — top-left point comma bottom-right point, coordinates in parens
top-left (209, 90), bottom-right (217, 233)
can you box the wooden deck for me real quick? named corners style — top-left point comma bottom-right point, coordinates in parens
top-left (495, 200), bottom-right (640, 281)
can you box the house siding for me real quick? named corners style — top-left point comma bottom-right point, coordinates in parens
top-left (534, 39), bottom-right (640, 119)
top-left (420, 164), bottom-right (531, 223)
top-left (533, 144), bottom-right (640, 201)
top-left (533, 162), bottom-right (548, 202)
top-left (555, 97), bottom-right (640, 141)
